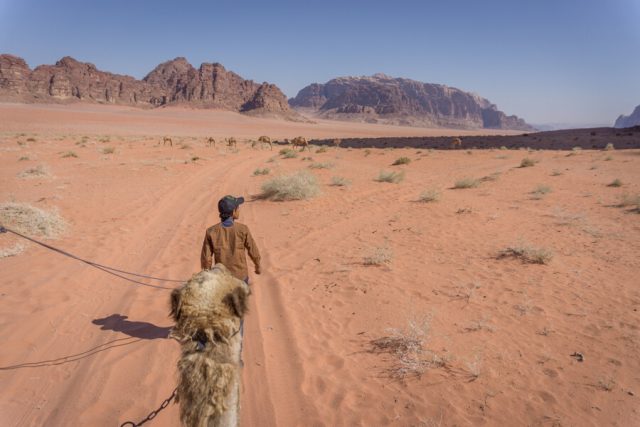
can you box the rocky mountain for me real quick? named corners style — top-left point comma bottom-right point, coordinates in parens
top-left (290, 73), bottom-right (533, 130)
top-left (614, 105), bottom-right (640, 128)
top-left (0, 54), bottom-right (292, 116)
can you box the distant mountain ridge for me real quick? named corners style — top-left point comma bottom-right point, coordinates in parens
top-left (614, 105), bottom-right (640, 128)
top-left (0, 54), bottom-right (292, 116)
top-left (290, 73), bottom-right (534, 131)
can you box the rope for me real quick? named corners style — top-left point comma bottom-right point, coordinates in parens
top-left (120, 388), bottom-right (177, 427)
top-left (0, 225), bottom-right (187, 290)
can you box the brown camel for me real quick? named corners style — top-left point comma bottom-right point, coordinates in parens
top-left (207, 137), bottom-right (216, 148)
top-left (333, 138), bottom-right (342, 148)
top-left (225, 137), bottom-right (237, 148)
top-left (170, 264), bottom-right (250, 427)
top-left (163, 136), bottom-right (173, 147)
top-left (290, 136), bottom-right (310, 152)
top-left (258, 135), bottom-right (273, 150)
top-left (451, 137), bottom-right (462, 149)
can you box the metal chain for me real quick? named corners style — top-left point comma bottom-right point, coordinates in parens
top-left (120, 388), bottom-right (177, 427)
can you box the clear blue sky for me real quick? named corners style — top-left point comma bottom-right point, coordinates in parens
top-left (1, 0), bottom-right (638, 126)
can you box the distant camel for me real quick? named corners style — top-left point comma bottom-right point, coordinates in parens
top-left (451, 137), bottom-right (462, 149)
top-left (291, 136), bottom-right (310, 152)
top-left (225, 137), bottom-right (237, 148)
top-left (207, 137), bottom-right (216, 148)
top-left (258, 136), bottom-right (273, 150)
top-left (163, 136), bottom-right (173, 147)
top-left (333, 138), bottom-right (342, 148)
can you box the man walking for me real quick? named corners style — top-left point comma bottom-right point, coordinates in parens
top-left (200, 195), bottom-right (261, 283)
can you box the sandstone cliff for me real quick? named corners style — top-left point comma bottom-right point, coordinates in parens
top-left (614, 105), bottom-right (640, 128)
top-left (0, 54), bottom-right (292, 116)
top-left (290, 73), bottom-right (533, 130)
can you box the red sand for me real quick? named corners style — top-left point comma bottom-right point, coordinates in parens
top-left (0, 104), bottom-right (639, 426)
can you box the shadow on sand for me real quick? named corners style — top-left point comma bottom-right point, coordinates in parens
top-left (92, 314), bottom-right (171, 340)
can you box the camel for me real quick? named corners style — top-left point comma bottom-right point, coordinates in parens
top-left (451, 137), bottom-right (462, 149)
top-left (333, 138), bottom-right (342, 148)
top-left (258, 135), bottom-right (272, 150)
top-left (225, 137), bottom-right (237, 148)
top-left (207, 137), bottom-right (216, 148)
top-left (290, 136), bottom-right (310, 152)
top-left (163, 136), bottom-right (173, 147)
top-left (170, 264), bottom-right (250, 427)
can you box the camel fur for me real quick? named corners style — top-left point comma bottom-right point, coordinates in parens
top-left (170, 264), bottom-right (250, 427)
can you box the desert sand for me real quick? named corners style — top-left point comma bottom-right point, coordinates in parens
top-left (0, 104), bottom-right (639, 427)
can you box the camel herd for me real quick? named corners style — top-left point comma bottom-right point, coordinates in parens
top-left (160, 136), bottom-right (464, 150)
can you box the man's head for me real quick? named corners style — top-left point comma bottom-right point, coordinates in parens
top-left (218, 195), bottom-right (245, 220)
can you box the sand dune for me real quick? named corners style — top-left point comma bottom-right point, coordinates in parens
top-left (0, 105), bottom-right (639, 426)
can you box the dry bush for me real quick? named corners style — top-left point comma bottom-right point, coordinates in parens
top-left (101, 146), bottom-right (115, 154)
top-left (608, 178), bottom-right (622, 187)
top-left (520, 158), bottom-right (536, 167)
top-left (369, 317), bottom-right (449, 380)
top-left (604, 155), bottom-right (613, 161)
top-left (253, 168), bottom-right (270, 176)
top-left (418, 189), bottom-right (441, 203)
top-left (61, 151), bottom-right (78, 158)
top-left (18, 156), bottom-right (29, 161)
top-left (480, 172), bottom-right (501, 182)
top-left (280, 148), bottom-right (298, 159)
top-left (376, 170), bottom-right (405, 183)
top-left (604, 143), bottom-right (615, 151)
top-left (0, 243), bottom-right (26, 258)
top-left (315, 147), bottom-right (328, 154)
top-left (0, 202), bottom-right (66, 238)
top-left (364, 149), bottom-right (371, 156)
top-left (330, 176), bottom-right (351, 187)
top-left (551, 169), bottom-right (562, 176)
top-left (259, 171), bottom-right (320, 201)
top-left (618, 193), bottom-right (640, 211)
top-left (179, 143), bottom-right (192, 150)
top-left (18, 164), bottom-right (50, 179)
top-left (363, 246), bottom-right (393, 265)
top-left (26, 137), bottom-right (36, 142)
top-left (392, 157), bottom-right (411, 165)
top-left (531, 184), bottom-right (552, 199)
top-left (308, 162), bottom-right (334, 169)
top-left (453, 178), bottom-right (479, 189)
top-left (498, 243), bottom-right (553, 264)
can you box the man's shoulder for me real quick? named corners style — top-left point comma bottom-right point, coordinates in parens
top-left (206, 223), bottom-right (222, 233)
top-left (234, 222), bottom-right (250, 232)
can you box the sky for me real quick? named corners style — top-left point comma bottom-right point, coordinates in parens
top-left (0, 0), bottom-right (639, 127)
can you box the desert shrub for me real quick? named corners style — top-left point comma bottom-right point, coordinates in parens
top-left (369, 316), bottom-right (449, 380)
top-left (500, 146), bottom-right (508, 150)
top-left (531, 184), bottom-right (552, 198)
top-left (330, 176), bottom-right (351, 187)
top-left (551, 169), bottom-right (562, 176)
top-left (279, 148), bottom-right (297, 159)
top-left (364, 149), bottom-right (371, 156)
top-left (364, 247), bottom-right (393, 265)
top-left (18, 156), bottom-right (29, 161)
top-left (101, 146), bottom-right (115, 154)
top-left (309, 162), bottom-right (334, 169)
top-left (18, 165), bottom-right (49, 179)
top-left (315, 147), bottom-right (328, 154)
top-left (392, 157), bottom-right (411, 165)
top-left (520, 158), bottom-right (536, 167)
top-left (253, 168), bottom-right (270, 176)
top-left (191, 156), bottom-right (200, 162)
top-left (604, 155), bottom-right (613, 161)
top-left (180, 143), bottom-right (192, 150)
top-left (61, 151), bottom-right (78, 158)
top-left (279, 148), bottom-right (293, 155)
top-left (604, 143), bottom-right (614, 151)
top-left (608, 178), bottom-right (622, 187)
top-left (301, 156), bottom-right (314, 161)
top-left (376, 170), bottom-right (405, 183)
top-left (453, 178), bottom-right (479, 189)
top-left (618, 193), bottom-right (640, 209)
top-left (99, 136), bottom-right (111, 143)
top-left (498, 243), bottom-right (553, 264)
top-left (418, 189), bottom-right (441, 203)
top-left (480, 172), bottom-right (501, 182)
top-left (26, 137), bottom-right (36, 142)
top-left (260, 171), bottom-right (320, 201)
top-left (0, 202), bottom-right (66, 238)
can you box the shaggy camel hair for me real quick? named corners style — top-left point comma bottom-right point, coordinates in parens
top-left (290, 136), bottom-right (310, 151)
top-left (451, 137), bottom-right (462, 149)
top-left (170, 264), bottom-right (250, 427)
top-left (163, 136), bottom-right (173, 147)
top-left (207, 137), bottom-right (216, 147)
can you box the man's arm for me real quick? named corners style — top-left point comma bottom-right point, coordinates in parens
top-left (200, 231), bottom-right (213, 270)
top-left (245, 229), bottom-right (261, 274)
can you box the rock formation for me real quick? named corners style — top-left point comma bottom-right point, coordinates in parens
top-left (614, 105), bottom-right (640, 128)
top-left (290, 73), bottom-right (533, 130)
top-left (0, 54), bottom-right (292, 116)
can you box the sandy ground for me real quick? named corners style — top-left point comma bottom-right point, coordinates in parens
top-left (0, 104), bottom-right (639, 427)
